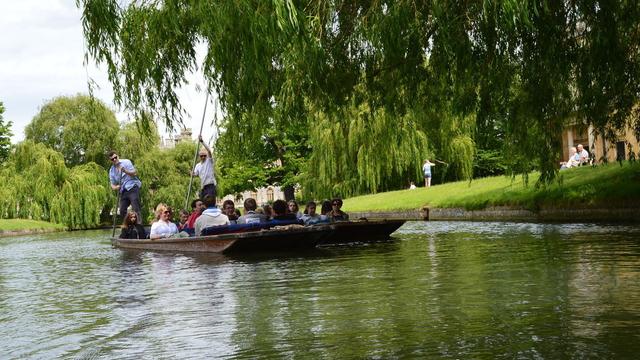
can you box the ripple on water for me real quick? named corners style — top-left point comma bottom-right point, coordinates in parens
top-left (1, 224), bottom-right (639, 358)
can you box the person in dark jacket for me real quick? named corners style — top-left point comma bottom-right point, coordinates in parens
top-left (328, 198), bottom-right (350, 222)
top-left (119, 211), bottom-right (147, 239)
top-left (272, 199), bottom-right (298, 221)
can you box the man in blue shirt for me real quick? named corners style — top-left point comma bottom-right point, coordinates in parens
top-left (108, 151), bottom-right (143, 224)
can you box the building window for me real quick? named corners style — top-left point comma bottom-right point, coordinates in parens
top-left (616, 141), bottom-right (626, 161)
top-left (267, 188), bottom-right (274, 202)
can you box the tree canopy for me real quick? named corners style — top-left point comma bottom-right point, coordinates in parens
top-left (25, 94), bottom-right (120, 168)
top-left (79, 0), bottom-right (640, 197)
top-left (0, 141), bottom-right (110, 229)
top-left (0, 101), bottom-right (12, 164)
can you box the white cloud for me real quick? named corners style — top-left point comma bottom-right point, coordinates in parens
top-left (0, 0), bottom-right (219, 144)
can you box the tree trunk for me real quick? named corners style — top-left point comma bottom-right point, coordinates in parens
top-left (283, 185), bottom-right (295, 201)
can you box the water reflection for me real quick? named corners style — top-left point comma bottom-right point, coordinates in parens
top-left (1, 223), bottom-right (639, 358)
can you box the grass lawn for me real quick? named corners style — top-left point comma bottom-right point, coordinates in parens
top-left (0, 219), bottom-right (66, 233)
top-left (343, 161), bottom-right (640, 212)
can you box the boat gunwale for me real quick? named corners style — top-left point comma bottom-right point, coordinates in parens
top-left (113, 223), bottom-right (335, 244)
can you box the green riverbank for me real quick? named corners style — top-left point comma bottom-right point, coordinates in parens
top-left (0, 219), bottom-right (66, 237)
top-left (343, 161), bottom-right (640, 214)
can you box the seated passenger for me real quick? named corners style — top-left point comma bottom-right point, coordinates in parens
top-left (178, 209), bottom-right (190, 231)
top-left (195, 195), bottom-right (230, 236)
top-left (262, 204), bottom-right (273, 220)
top-left (237, 198), bottom-right (268, 224)
top-left (287, 200), bottom-right (303, 219)
top-left (320, 200), bottom-right (332, 217)
top-left (328, 198), bottom-right (350, 222)
top-left (222, 199), bottom-right (239, 224)
top-left (150, 203), bottom-right (179, 239)
top-left (301, 201), bottom-right (329, 225)
top-left (186, 199), bottom-right (205, 229)
top-left (272, 199), bottom-right (298, 221)
top-left (119, 211), bottom-right (146, 239)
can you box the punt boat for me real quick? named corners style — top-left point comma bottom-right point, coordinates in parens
top-left (111, 219), bottom-right (406, 254)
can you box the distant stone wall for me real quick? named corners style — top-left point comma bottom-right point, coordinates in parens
top-left (351, 206), bottom-right (640, 222)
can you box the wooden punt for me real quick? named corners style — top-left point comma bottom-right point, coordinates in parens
top-left (111, 220), bottom-right (406, 254)
top-left (318, 219), bottom-right (406, 246)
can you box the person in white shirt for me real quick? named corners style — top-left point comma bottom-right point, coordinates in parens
top-left (560, 147), bottom-right (580, 170)
top-left (576, 144), bottom-right (590, 165)
top-left (409, 181), bottom-right (417, 190)
top-left (301, 201), bottom-right (329, 225)
top-left (423, 159), bottom-right (436, 187)
top-left (150, 203), bottom-right (179, 239)
top-left (192, 135), bottom-right (217, 201)
top-left (195, 195), bottom-right (230, 236)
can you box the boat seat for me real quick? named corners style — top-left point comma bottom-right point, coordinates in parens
top-left (265, 219), bottom-right (304, 227)
top-left (200, 222), bottom-right (264, 236)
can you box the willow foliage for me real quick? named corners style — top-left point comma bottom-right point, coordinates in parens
top-left (49, 163), bottom-right (110, 228)
top-left (25, 94), bottom-right (120, 168)
top-left (134, 141), bottom-right (196, 220)
top-left (306, 98), bottom-right (429, 197)
top-left (0, 141), bottom-right (112, 228)
top-left (80, 0), bottom-right (640, 195)
top-left (0, 101), bottom-right (11, 164)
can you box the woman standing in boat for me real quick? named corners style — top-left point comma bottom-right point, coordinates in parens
top-left (119, 211), bottom-right (147, 239)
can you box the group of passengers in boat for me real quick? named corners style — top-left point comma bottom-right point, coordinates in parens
top-left (119, 196), bottom-right (350, 239)
top-left (110, 144), bottom-right (350, 240)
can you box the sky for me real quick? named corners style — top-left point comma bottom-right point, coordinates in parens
top-left (0, 0), bottom-right (218, 144)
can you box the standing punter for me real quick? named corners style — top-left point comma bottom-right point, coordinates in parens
top-left (192, 135), bottom-right (217, 201)
top-left (108, 151), bottom-right (142, 224)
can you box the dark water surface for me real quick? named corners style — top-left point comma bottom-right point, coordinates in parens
top-left (1, 221), bottom-right (639, 359)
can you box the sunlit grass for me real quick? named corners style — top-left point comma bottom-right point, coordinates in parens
top-left (0, 219), bottom-right (66, 232)
top-left (343, 162), bottom-right (640, 212)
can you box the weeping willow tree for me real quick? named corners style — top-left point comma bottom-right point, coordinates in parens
top-left (79, 0), bottom-right (640, 198)
top-left (49, 163), bottom-right (110, 228)
top-left (0, 141), bottom-right (110, 228)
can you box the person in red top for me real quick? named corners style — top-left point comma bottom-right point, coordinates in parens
top-left (186, 199), bottom-right (205, 229)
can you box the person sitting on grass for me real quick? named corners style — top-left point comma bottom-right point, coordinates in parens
top-left (560, 147), bottom-right (580, 170)
top-left (237, 198), bottom-right (268, 224)
top-left (577, 144), bottom-right (590, 166)
top-left (195, 195), bottom-right (230, 236)
top-left (119, 211), bottom-right (147, 239)
top-left (328, 198), bottom-right (350, 222)
top-left (150, 203), bottom-right (179, 239)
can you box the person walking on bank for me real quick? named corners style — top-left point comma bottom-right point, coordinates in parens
top-left (192, 135), bottom-right (217, 201)
top-left (108, 151), bottom-right (142, 224)
top-left (423, 159), bottom-right (436, 187)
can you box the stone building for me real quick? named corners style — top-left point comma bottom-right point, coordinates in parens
top-left (561, 123), bottom-right (639, 164)
top-left (218, 186), bottom-right (286, 208)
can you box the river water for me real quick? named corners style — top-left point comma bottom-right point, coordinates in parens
top-left (1, 221), bottom-right (639, 359)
